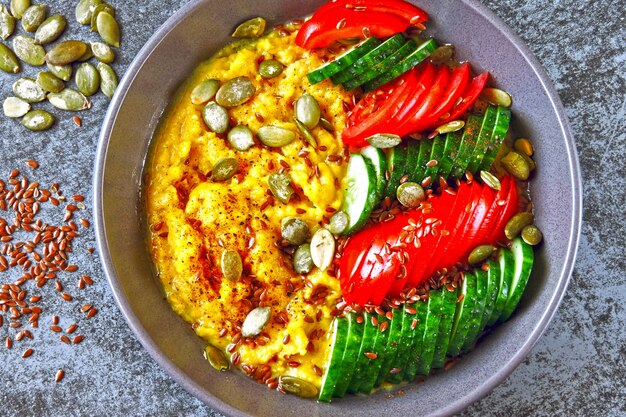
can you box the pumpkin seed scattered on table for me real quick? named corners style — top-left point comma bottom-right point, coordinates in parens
top-left (95, 11), bottom-right (120, 47)
top-left (231, 17), bottom-right (266, 38)
top-left (480, 87), bottom-right (513, 108)
top-left (75, 0), bottom-right (102, 25)
top-left (47, 88), bottom-right (91, 111)
top-left (397, 182), bottom-right (426, 208)
top-left (77, 43), bottom-right (94, 61)
top-left (221, 250), bottom-right (243, 281)
top-left (294, 118), bottom-right (317, 148)
top-left (268, 173), bottom-right (294, 204)
top-left (279, 376), bottom-right (319, 399)
top-left (203, 344), bottom-right (229, 372)
top-left (76, 62), bottom-right (100, 96)
top-left (47, 62), bottom-right (71, 80)
top-left (210, 157), bottom-right (238, 181)
top-left (521, 224), bottom-right (543, 246)
top-left (36, 71), bottom-right (64, 93)
top-left (257, 125), bottom-right (295, 147)
top-left (13, 77), bottom-right (45, 102)
top-left (0, 42), bottom-right (20, 73)
top-left (329, 211), bottom-right (349, 235)
top-left (480, 170), bottom-right (501, 190)
top-left (190, 78), bottom-right (220, 105)
top-left (216, 76), bottom-right (255, 107)
top-left (34, 14), bottom-right (66, 45)
top-left (504, 212), bottom-right (534, 240)
top-left (310, 228), bottom-right (335, 271)
top-left (468, 244), bottom-right (497, 264)
top-left (45, 39), bottom-right (87, 65)
top-left (202, 102), bottom-right (230, 134)
top-left (21, 4), bottom-right (46, 32)
top-left (366, 133), bottom-right (402, 149)
top-left (21, 109), bottom-right (54, 131)
top-left (227, 125), bottom-right (255, 151)
top-left (0, 6), bottom-right (16, 40)
top-left (90, 2), bottom-right (114, 32)
top-left (241, 306), bottom-right (271, 337)
top-left (10, 0), bottom-right (30, 20)
top-left (258, 59), bottom-right (283, 79)
top-left (13, 34), bottom-right (45, 66)
top-left (293, 244), bottom-right (314, 274)
top-left (97, 62), bottom-right (117, 98)
top-left (294, 93), bottom-right (320, 129)
top-left (281, 217), bottom-right (310, 245)
top-left (89, 40), bottom-right (114, 63)
top-left (3, 96), bottom-right (30, 118)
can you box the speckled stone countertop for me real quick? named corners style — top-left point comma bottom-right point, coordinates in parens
top-left (0, 1), bottom-right (624, 416)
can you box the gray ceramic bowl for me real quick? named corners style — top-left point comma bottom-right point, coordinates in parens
top-left (94, 1), bottom-right (582, 415)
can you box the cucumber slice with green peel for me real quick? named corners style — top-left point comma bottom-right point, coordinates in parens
top-left (451, 115), bottom-right (483, 179)
top-left (307, 37), bottom-right (382, 85)
top-left (360, 314), bottom-right (390, 394)
top-left (480, 106), bottom-right (511, 172)
top-left (405, 139), bottom-right (421, 183)
top-left (437, 131), bottom-right (462, 181)
top-left (376, 305), bottom-right (405, 386)
top-left (343, 40), bottom-right (417, 91)
top-left (342, 154), bottom-right (378, 235)
top-left (448, 272), bottom-right (478, 356)
top-left (384, 142), bottom-right (408, 199)
top-left (466, 106), bottom-right (498, 173)
top-left (462, 268), bottom-right (489, 352)
top-left (362, 39), bottom-right (438, 92)
top-left (347, 312), bottom-right (378, 394)
top-left (431, 287), bottom-right (459, 369)
top-left (333, 313), bottom-right (364, 397)
top-left (413, 138), bottom-right (433, 183)
top-left (500, 238), bottom-right (534, 321)
top-left (318, 318), bottom-right (348, 402)
top-left (415, 289), bottom-right (444, 375)
top-left (361, 146), bottom-right (388, 202)
top-left (331, 34), bottom-right (405, 85)
top-left (422, 133), bottom-right (446, 185)
top-left (403, 301), bottom-right (427, 381)
top-left (387, 305), bottom-right (416, 383)
top-left (479, 259), bottom-right (501, 333)
top-left (487, 248), bottom-right (515, 326)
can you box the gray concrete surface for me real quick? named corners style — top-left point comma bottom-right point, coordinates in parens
top-left (0, 0), bottom-right (624, 416)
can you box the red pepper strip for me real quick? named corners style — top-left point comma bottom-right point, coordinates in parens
top-left (296, 10), bottom-right (409, 49)
top-left (438, 71), bottom-right (489, 126)
top-left (406, 63), bottom-right (471, 134)
top-left (487, 175), bottom-right (519, 243)
top-left (312, 0), bottom-right (429, 24)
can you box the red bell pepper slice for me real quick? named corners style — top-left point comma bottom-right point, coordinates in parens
top-left (312, 0), bottom-right (429, 25)
top-left (438, 71), bottom-right (489, 126)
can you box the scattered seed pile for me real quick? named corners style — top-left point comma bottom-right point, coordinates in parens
top-left (1, 0), bottom-right (121, 131)
top-left (0, 160), bottom-right (97, 382)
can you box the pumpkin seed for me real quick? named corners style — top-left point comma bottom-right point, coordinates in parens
top-left (434, 120), bottom-right (465, 135)
top-left (231, 17), bottom-right (266, 38)
top-left (202, 102), bottom-right (230, 134)
top-left (45, 39), bottom-right (87, 65)
top-left (281, 217), bottom-right (310, 245)
top-left (429, 44), bottom-right (455, 64)
top-left (221, 250), bottom-right (243, 281)
top-left (258, 59), bottom-right (283, 79)
top-left (10, 0), bottom-right (30, 19)
top-left (514, 138), bottom-right (534, 156)
top-left (310, 228), bottom-right (335, 271)
top-left (215, 76), bottom-right (255, 107)
top-left (203, 344), bottom-right (229, 372)
top-left (47, 62), bottom-right (71, 80)
top-left (227, 125), bottom-right (255, 151)
top-left (366, 133), bottom-right (402, 149)
top-left (36, 71), bottom-right (64, 93)
top-left (47, 88), bottom-right (91, 111)
top-left (90, 3), bottom-right (114, 32)
top-left (521, 225), bottom-right (542, 246)
top-left (501, 151), bottom-right (530, 180)
top-left (397, 182), bottom-right (426, 208)
top-left (319, 116), bottom-right (333, 132)
top-left (77, 43), bottom-right (94, 61)
top-left (96, 11), bottom-right (120, 47)
top-left (480, 87), bottom-right (512, 108)
top-left (278, 376), bottom-right (319, 399)
top-left (504, 212), bottom-right (534, 240)
top-left (97, 62), bottom-right (117, 98)
top-left (294, 118), bottom-right (317, 148)
top-left (34, 14), bottom-right (66, 44)
top-left (210, 157), bottom-right (238, 182)
top-left (268, 173), bottom-right (294, 204)
top-left (21, 109), bottom-right (54, 131)
top-left (13, 34), bottom-right (44, 66)
top-left (480, 170), bottom-right (501, 190)
top-left (3, 96), bottom-right (30, 118)
top-left (190, 79), bottom-right (220, 105)
top-left (293, 244), bottom-right (313, 274)
top-left (75, 62), bottom-right (100, 96)
top-left (257, 125), bottom-right (295, 147)
top-left (329, 211), bottom-right (349, 235)
top-left (241, 306), bottom-right (270, 337)
top-left (0, 42), bottom-right (20, 73)
top-left (75, 0), bottom-right (101, 25)
top-left (518, 151), bottom-right (536, 172)
top-left (294, 93), bottom-right (320, 129)
top-left (468, 244), bottom-right (497, 265)
top-left (13, 77), bottom-right (45, 102)
top-left (89, 41), bottom-right (114, 63)
top-left (21, 4), bottom-right (46, 32)
top-left (0, 6), bottom-right (16, 40)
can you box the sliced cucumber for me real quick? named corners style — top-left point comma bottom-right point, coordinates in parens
top-left (360, 314), bottom-right (390, 394)
top-left (347, 312), bottom-right (378, 394)
top-left (480, 106), bottom-right (511, 171)
top-left (487, 248), bottom-right (514, 326)
top-left (307, 37), bottom-right (381, 85)
top-left (479, 259), bottom-right (500, 333)
top-left (376, 305), bottom-right (405, 386)
top-left (422, 133), bottom-right (446, 185)
top-left (431, 287), bottom-right (458, 369)
top-left (415, 289), bottom-right (443, 375)
top-left (500, 238), bottom-right (534, 321)
top-left (331, 34), bottom-right (405, 85)
top-left (333, 313), bottom-right (364, 397)
top-left (362, 39), bottom-right (438, 92)
top-left (413, 138), bottom-right (433, 183)
top-left (318, 318), bottom-right (348, 402)
top-left (342, 154), bottom-right (378, 235)
top-left (437, 131), bottom-right (462, 181)
top-left (462, 268), bottom-right (488, 352)
top-left (451, 114), bottom-right (482, 179)
top-left (404, 300), bottom-right (428, 380)
top-left (404, 139), bottom-right (421, 183)
top-left (361, 146), bottom-right (388, 202)
top-left (384, 143), bottom-right (408, 199)
top-left (387, 305), bottom-right (415, 383)
top-left (466, 106), bottom-right (498, 173)
top-left (447, 272), bottom-right (477, 356)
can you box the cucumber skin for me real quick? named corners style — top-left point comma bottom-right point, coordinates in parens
top-left (422, 134), bottom-right (446, 184)
top-left (376, 305), bottom-right (405, 386)
top-left (386, 304), bottom-right (416, 383)
top-left (415, 289), bottom-right (443, 375)
top-left (462, 268), bottom-right (489, 352)
top-left (318, 318), bottom-right (348, 402)
top-left (347, 312), bottom-right (377, 394)
top-left (448, 273), bottom-right (477, 357)
top-left (466, 106), bottom-right (498, 173)
top-left (343, 154), bottom-right (378, 235)
top-left (437, 131), bottom-right (462, 181)
top-left (333, 314), bottom-right (364, 397)
top-left (480, 106), bottom-right (511, 172)
top-left (488, 249), bottom-right (514, 326)
top-left (479, 259), bottom-right (501, 334)
top-left (360, 146), bottom-right (388, 203)
top-left (500, 238), bottom-right (534, 321)
top-left (413, 138), bottom-right (433, 184)
top-left (431, 287), bottom-right (459, 369)
top-left (359, 314), bottom-right (390, 394)
top-left (403, 301), bottom-right (427, 381)
top-left (307, 37), bottom-right (381, 84)
top-left (451, 115), bottom-right (483, 179)
top-left (384, 143), bottom-right (408, 199)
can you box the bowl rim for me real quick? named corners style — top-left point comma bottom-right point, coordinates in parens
top-left (93, 0), bottom-right (583, 415)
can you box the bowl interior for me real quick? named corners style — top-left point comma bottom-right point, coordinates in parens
top-left (94, 1), bottom-right (581, 416)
